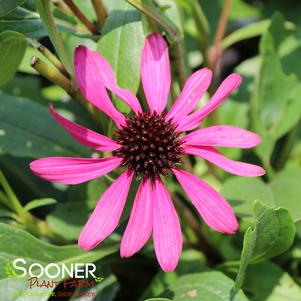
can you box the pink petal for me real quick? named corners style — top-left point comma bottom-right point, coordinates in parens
top-left (74, 46), bottom-right (126, 127)
top-left (153, 178), bottom-right (182, 272)
top-left (90, 51), bottom-right (142, 114)
top-left (172, 168), bottom-right (238, 234)
top-left (120, 178), bottom-right (153, 257)
top-left (183, 146), bottom-right (265, 177)
top-left (166, 68), bottom-right (212, 123)
top-left (50, 104), bottom-right (120, 152)
top-left (30, 156), bottom-right (122, 184)
top-left (183, 125), bottom-right (261, 148)
top-left (141, 33), bottom-right (171, 114)
top-left (78, 170), bottom-right (134, 250)
top-left (177, 73), bottom-right (242, 131)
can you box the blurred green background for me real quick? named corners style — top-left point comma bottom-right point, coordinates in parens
top-left (0, 0), bottom-right (301, 300)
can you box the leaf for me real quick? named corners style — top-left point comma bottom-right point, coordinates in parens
top-left (0, 31), bottom-right (27, 86)
top-left (139, 249), bottom-right (206, 301)
top-left (243, 262), bottom-right (301, 301)
top-left (234, 201), bottom-right (295, 291)
top-left (0, 6), bottom-right (73, 38)
top-left (222, 177), bottom-right (274, 219)
top-left (144, 299), bottom-right (171, 301)
top-left (0, 94), bottom-right (89, 158)
top-left (46, 200), bottom-right (96, 240)
top-left (0, 0), bottom-right (26, 18)
top-left (47, 177), bottom-right (112, 240)
top-left (160, 272), bottom-right (248, 301)
top-left (222, 19), bottom-right (295, 49)
top-left (222, 167), bottom-right (301, 221)
top-left (24, 198), bottom-right (57, 211)
top-left (0, 223), bottom-right (118, 301)
top-left (97, 0), bottom-right (145, 113)
top-left (251, 13), bottom-right (301, 162)
top-left (270, 167), bottom-right (301, 221)
top-left (0, 208), bottom-right (16, 219)
top-left (71, 274), bottom-right (119, 301)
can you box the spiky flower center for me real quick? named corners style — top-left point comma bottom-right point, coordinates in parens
top-left (114, 112), bottom-right (183, 178)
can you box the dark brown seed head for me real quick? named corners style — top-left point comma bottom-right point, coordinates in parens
top-left (114, 112), bottom-right (183, 179)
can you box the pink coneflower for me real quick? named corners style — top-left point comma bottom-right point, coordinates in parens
top-left (30, 33), bottom-right (265, 272)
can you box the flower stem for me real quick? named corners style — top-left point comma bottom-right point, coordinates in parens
top-left (36, 41), bottom-right (70, 77)
top-left (91, 0), bottom-right (107, 29)
top-left (126, 0), bottom-right (187, 88)
top-left (0, 170), bottom-right (26, 218)
top-left (31, 56), bottom-right (103, 127)
top-left (63, 0), bottom-right (99, 34)
top-left (51, 0), bottom-right (72, 16)
top-left (0, 171), bottom-right (67, 242)
top-left (190, 1), bottom-right (209, 66)
top-left (208, 0), bottom-right (232, 72)
top-left (36, 0), bottom-right (71, 72)
top-left (31, 56), bottom-right (70, 90)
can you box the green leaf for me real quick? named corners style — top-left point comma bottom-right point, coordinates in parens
top-left (270, 167), bottom-right (301, 221)
top-left (234, 201), bottom-right (295, 291)
top-left (139, 249), bottom-right (206, 301)
top-left (71, 273), bottom-right (119, 301)
top-left (222, 177), bottom-right (274, 219)
top-left (222, 167), bottom-right (301, 221)
top-left (0, 223), bottom-right (118, 301)
top-left (251, 13), bottom-right (301, 163)
top-left (0, 31), bottom-right (27, 86)
top-left (0, 0), bottom-right (26, 18)
top-left (0, 94), bottom-right (89, 158)
top-left (47, 177), bottom-right (112, 240)
top-left (243, 262), bottom-right (301, 301)
top-left (144, 299), bottom-right (171, 301)
top-left (222, 19), bottom-right (295, 49)
top-left (97, 0), bottom-right (145, 113)
top-left (47, 200), bottom-right (96, 240)
top-left (160, 272), bottom-right (248, 301)
top-left (24, 198), bottom-right (57, 211)
top-left (0, 6), bottom-right (73, 38)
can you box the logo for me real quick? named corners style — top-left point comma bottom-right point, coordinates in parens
top-left (2, 258), bottom-right (104, 298)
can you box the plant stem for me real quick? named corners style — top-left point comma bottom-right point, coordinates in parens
top-left (91, 0), bottom-right (107, 29)
top-left (0, 170), bottom-right (26, 218)
top-left (208, 0), bottom-right (232, 72)
top-left (31, 56), bottom-right (71, 90)
top-left (31, 56), bottom-right (102, 127)
top-left (63, 0), bottom-right (99, 34)
top-left (36, 42), bottom-right (70, 77)
top-left (190, 0), bottom-right (209, 66)
top-left (126, 0), bottom-right (187, 88)
top-left (51, 0), bottom-right (72, 15)
top-left (36, 0), bottom-right (71, 72)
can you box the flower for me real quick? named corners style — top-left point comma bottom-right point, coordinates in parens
top-left (30, 33), bottom-right (265, 272)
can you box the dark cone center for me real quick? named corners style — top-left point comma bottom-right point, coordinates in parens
top-left (114, 112), bottom-right (183, 178)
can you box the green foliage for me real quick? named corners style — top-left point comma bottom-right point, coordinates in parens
top-left (0, 0), bottom-right (26, 18)
top-left (159, 272), bottom-right (248, 301)
top-left (24, 198), bottom-right (57, 211)
top-left (0, 31), bottom-right (27, 86)
top-left (0, 2), bottom-right (301, 301)
top-left (0, 223), bottom-right (118, 301)
top-left (243, 262), bottom-right (301, 301)
top-left (234, 201), bottom-right (295, 291)
top-left (98, 0), bottom-right (145, 113)
top-left (0, 94), bottom-right (88, 158)
top-left (251, 13), bottom-right (301, 166)
top-left (222, 167), bottom-right (301, 221)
